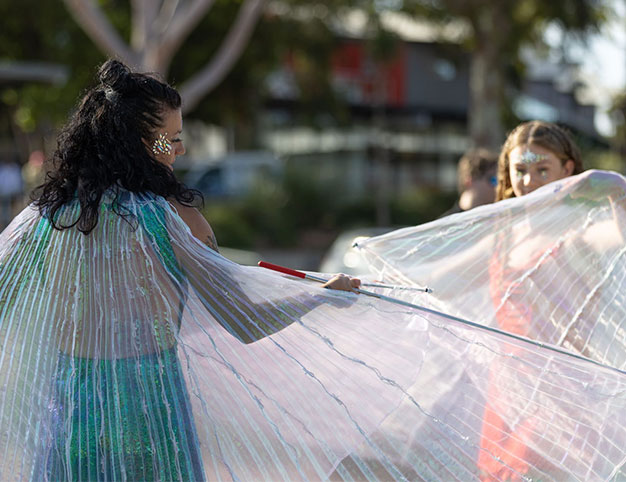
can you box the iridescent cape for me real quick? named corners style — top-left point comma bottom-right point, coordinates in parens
top-left (0, 182), bottom-right (624, 481)
top-left (356, 170), bottom-right (626, 479)
top-left (357, 170), bottom-right (626, 370)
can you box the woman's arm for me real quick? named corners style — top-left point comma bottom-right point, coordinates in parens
top-left (169, 200), bottom-right (360, 291)
top-left (168, 201), bottom-right (360, 343)
top-left (170, 200), bottom-right (220, 252)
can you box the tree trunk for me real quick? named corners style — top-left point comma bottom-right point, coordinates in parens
top-left (467, 6), bottom-right (510, 149)
top-left (468, 46), bottom-right (504, 149)
top-left (178, 0), bottom-right (265, 113)
top-left (63, 0), bottom-right (264, 109)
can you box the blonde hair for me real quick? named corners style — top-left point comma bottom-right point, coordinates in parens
top-left (495, 121), bottom-right (584, 201)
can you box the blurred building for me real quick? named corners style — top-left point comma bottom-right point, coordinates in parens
top-left (258, 17), bottom-right (605, 200)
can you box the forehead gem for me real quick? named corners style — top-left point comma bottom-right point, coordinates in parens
top-left (152, 133), bottom-right (172, 155)
top-left (515, 149), bottom-right (549, 165)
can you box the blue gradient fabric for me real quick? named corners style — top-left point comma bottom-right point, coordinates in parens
top-left (0, 183), bottom-right (624, 481)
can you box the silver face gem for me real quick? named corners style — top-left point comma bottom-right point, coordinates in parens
top-left (152, 133), bottom-right (172, 155)
top-left (513, 149), bottom-right (548, 165)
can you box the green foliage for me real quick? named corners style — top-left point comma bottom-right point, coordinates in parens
top-left (167, 0), bottom-right (370, 133)
top-left (281, 167), bottom-right (335, 229)
top-left (201, 168), bottom-right (332, 248)
top-left (584, 150), bottom-right (624, 173)
top-left (202, 203), bottom-right (256, 249)
top-left (0, 0), bottom-right (358, 143)
top-left (201, 170), bottom-right (456, 250)
top-left (334, 198), bottom-right (378, 229)
top-left (238, 178), bottom-right (295, 246)
top-left (609, 92), bottom-right (626, 157)
top-left (0, 0), bottom-right (119, 130)
top-left (390, 187), bottom-right (456, 225)
top-left (396, 0), bottom-right (607, 41)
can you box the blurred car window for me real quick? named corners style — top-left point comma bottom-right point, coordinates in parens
top-left (183, 151), bottom-right (281, 199)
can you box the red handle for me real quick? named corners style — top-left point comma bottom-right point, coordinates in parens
top-left (258, 261), bottom-right (306, 279)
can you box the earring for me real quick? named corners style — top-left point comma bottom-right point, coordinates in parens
top-left (152, 133), bottom-right (172, 155)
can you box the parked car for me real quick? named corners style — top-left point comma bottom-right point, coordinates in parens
top-left (319, 227), bottom-right (401, 275)
top-left (184, 151), bottom-right (281, 198)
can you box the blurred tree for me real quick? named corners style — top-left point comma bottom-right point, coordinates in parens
top-left (178, 0), bottom-right (349, 147)
top-left (0, 0), bottom-right (108, 160)
top-left (62, 0), bottom-right (266, 112)
top-left (396, 0), bottom-right (610, 148)
top-left (0, 0), bottom-right (361, 146)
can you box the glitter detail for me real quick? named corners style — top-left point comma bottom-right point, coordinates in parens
top-left (513, 149), bottom-right (548, 165)
top-left (33, 197), bottom-right (202, 480)
top-left (36, 348), bottom-right (204, 480)
top-left (152, 133), bottom-right (172, 155)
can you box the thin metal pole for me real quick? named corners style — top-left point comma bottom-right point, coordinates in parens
top-left (258, 261), bottom-right (626, 377)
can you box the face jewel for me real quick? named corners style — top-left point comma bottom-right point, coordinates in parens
top-left (152, 133), bottom-right (172, 155)
top-left (513, 148), bottom-right (549, 165)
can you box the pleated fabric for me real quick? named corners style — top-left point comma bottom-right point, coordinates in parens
top-left (357, 170), bottom-right (626, 370)
top-left (356, 169), bottom-right (626, 480)
top-left (0, 182), bottom-right (624, 481)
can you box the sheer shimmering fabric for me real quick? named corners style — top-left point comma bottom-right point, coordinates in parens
top-left (357, 170), bottom-right (626, 370)
top-left (356, 169), bottom-right (626, 480)
top-left (0, 184), bottom-right (624, 481)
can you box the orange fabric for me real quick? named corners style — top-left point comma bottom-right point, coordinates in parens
top-left (478, 246), bottom-right (543, 480)
top-left (477, 374), bottom-right (537, 481)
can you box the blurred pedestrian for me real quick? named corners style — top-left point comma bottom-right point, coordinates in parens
top-left (442, 148), bottom-right (498, 217)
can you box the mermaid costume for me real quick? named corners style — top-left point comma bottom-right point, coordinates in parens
top-left (31, 192), bottom-right (204, 481)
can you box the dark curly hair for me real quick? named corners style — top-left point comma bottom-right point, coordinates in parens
top-left (35, 59), bottom-right (201, 233)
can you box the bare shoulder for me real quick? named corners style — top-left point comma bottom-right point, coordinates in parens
top-left (168, 199), bottom-right (219, 252)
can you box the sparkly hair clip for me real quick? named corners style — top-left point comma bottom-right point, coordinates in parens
top-left (152, 133), bottom-right (172, 155)
top-left (513, 149), bottom-right (548, 165)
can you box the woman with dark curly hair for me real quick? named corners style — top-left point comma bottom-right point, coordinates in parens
top-left (0, 59), bottom-right (360, 481)
top-left (36, 58), bottom-right (212, 241)
top-left (1, 63), bottom-right (625, 481)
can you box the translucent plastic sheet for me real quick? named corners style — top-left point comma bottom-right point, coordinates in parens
top-left (358, 170), bottom-right (626, 370)
top-left (0, 183), bottom-right (624, 481)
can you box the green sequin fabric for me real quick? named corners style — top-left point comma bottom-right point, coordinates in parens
top-left (34, 348), bottom-right (204, 481)
top-left (31, 192), bottom-right (204, 481)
